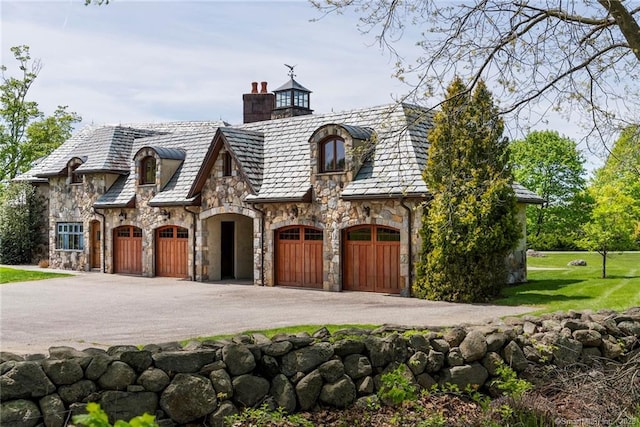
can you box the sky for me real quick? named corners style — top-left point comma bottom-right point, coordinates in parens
top-left (1, 0), bottom-right (601, 169)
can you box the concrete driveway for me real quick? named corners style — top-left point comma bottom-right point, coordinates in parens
top-left (0, 269), bottom-right (533, 354)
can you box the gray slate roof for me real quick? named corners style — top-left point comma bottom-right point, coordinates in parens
top-left (218, 127), bottom-right (264, 193)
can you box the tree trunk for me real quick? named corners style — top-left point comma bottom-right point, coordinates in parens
top-left (602, 250), bottom-right (607, 279)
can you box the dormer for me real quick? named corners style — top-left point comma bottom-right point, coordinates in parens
top-left (309, 124), bottom-right (374, 183)
top-left (67, 157), bottom-right (87, 185)
top-left (133, 146), bottom-right (185, 191)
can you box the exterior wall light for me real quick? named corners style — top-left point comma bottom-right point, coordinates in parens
top-left (160, 209), bottom-right (171, 220)
top-left (118, 210), bottom-right (127, 221)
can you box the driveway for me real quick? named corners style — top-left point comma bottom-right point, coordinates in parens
top-left (0, 269), bottom-right (533, 354)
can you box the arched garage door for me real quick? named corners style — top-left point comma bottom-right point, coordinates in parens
top-left (156, 226), bottom-right (188, 278)
top-left (343, 225), bottom-right (401, 294)
top-left (276, 226), bottom-right (323, 288)
top-left (113, 225), bottom-right (142, 275)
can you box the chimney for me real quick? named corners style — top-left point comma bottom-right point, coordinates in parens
top-left (243, 81), bottom-right (275, 123)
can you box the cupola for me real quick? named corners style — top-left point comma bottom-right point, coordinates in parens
top-left (271, 65), bottom-right (313, 119)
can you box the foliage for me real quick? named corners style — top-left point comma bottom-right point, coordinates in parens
top-left (491, 362), bottom-right (532, 398)
top-left (0, 45), bottom-right (80, 186)
top-left (498, 252), bottom-right (640, 313)
top-left (225, 403), bottom-right (314, 427)
top-left (510, 130), bottom-right (591, 250)
top-left (0, 182), bottom-right (46, 264)
top-left (415, 77), bottom-right (519, 303)
top-left (378, 364), bottom-right (417, 406)
top-left (72, 402), bottom-right (157, 427)
top-left (312, 1), bottom-right (640, 152)
top-left (579, 184), bottom-right (639, 278)
top-left (0, 266), bottom-right (70, 284)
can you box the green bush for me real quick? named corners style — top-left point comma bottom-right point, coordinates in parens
top-left (72, 402), bottom-right (157, 427)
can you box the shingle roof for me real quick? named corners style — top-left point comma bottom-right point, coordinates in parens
top-left (219, 127), bottom-right (264, 193)
top-left (513, 183), bottom-right (545, 204)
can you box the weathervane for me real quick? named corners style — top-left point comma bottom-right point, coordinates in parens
top-left (284, 63), bottom-right (296, 78)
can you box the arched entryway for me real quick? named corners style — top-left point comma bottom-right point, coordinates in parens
top-left (113, 225), bottom-right (142, 275)
top-left (343, 225), bottom-right (401, 294)
top-left (275, 225), bottom-right (323, 288)
top-left (203, 213), bottom-right (254, 281)
top-left (156, 225), bottom-right (188, 278)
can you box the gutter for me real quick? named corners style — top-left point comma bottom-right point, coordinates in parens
top-left (248, 201), bottom-right (266, 286)
top-left (183, 206), bottom-right (199, 282)
top-left (399, 197), bottom-right (412, 298)
top-left (92, 207), bottom-right (107, 272)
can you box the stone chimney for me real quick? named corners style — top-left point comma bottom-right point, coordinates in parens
top-left (243, 81), bottom-right (275, 124)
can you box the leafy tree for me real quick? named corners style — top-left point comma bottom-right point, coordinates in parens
top-left (579, 184), bottom-right (639, 278)
top-left (415, 77), bottom-right (520, 303)
top-left (510, 130), bottom-right (590, 250)
top-left (0, 45), bottom-right (81, 186)
top-left (0, 182), bottom-right (46, 264)
top-left (312, 1), bottom-right (640, 152)
top-left (594, 125), bottom-right (640, 203)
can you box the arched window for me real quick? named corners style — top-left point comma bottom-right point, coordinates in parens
top-left (140, 156), bottom-right (156, 185)
top-left (70, 164), bottom-right (83, 184)
top-left (320, 137), bottom-right (345, 173)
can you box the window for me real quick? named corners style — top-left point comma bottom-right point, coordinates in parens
top-left (347, 227), bottom-right (372, 241)
top-left (223, 152), bottom-right (232, 177)
top-left (57, 223), bottom-right (84, 250)
top-left (304, 228), bottom-right (323, 241)
top-left (276, 91), bottom-right (291, 108)
top-left (70, 164), bottom-right (83, 184)
top-left (140, 156), bottom-right (156, 185)
top-left (320, 137), bottom-right (345, 172)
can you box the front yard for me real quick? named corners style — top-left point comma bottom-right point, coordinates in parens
top-left (0, 266), bottom-right (71, 284)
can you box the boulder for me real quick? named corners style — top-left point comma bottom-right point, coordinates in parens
top-left (100, 391), bottom-right (158, 424)
top-left (573, 329), bottom-right (602, 347)
top-left (430, 339), bottom-right (450, 353)
top-left (567, 259), bottom-right (587, 266)
top-left (0, 362), bottom-right (55, 400)
top-left (319, 375), bottom-right (356, 408)
top-left (119, 351), bottom-right (153, 373)
top-left (39, 394), bottom-right (66, 427)
top-left (426, 350), bottom-right (445, 373)
top-left (160, 373), bottom-right (218, 423)
top-left (261, 341), bottom-right (293, 357)
top-left (295, 370), bottom-right (323, 411)
top-left (459, 330), bottom-right (488, 363)
top-left (208, 401), bottom-right (238, 427)
top-left (443, 327), bottom-right (467, 347)
top-left (356, 376), bottom-right (375, 395)
top-left (210, 369), bottom-right (233, 399)
top-left (333, 338), bottom-right (365, 357)
top-left (485, 333), bottom-right (507, 352)
top-left (552, 335), bottom-right (583, 367)
top-left (85, 354), bottom-right (113, 380)
top-left (439, 362), bottom-right (488, 390)
top-left (42, 359), bottom-right (84, 385)
top-left (152, 350), bottom-right (218, 374)
top-left (0, 352), bottom-right (24, 363)
top-left (447, 347), bottom-right (464, 366)
top-left (259, 355), bottom-right (280, 379)
top-left (416, 372), bottom-right (437, 390)
top-left (281, 342), bottom-right (334, 376)
top-left (318, 360), bottom-right (344, 383)
top-left (0, 399), bottom-right (41, 427)
top-left (270, 374), bottom-right (296, 414)
top-left (408, 334), bottom-right (430, 353)
top-left (481, 352), bottom-right (505, 376)
top-left (58, 380), bottom-right (97, 404)
top-left (137, 368), bottom-right (170, 393)
top-left (232, 374), bottom-right (270, 408)
top-left (601, 339), bottom-right (623, 359)
top-left (407, 351), bottom-right (428, 375)
top-left (502, 341), bottom-right (528, 372)
top-left (222, 344), bottom-right (256, 376)
top-left (343, 354), bottom-right (372, 380)
top-left (98, 361), bottom-right (137, 390)
top-left (617, 321), bottom-right (640, 336)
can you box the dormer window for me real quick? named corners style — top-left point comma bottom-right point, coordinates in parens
top-left (70, 164), bottom-right (83, 184)
top-left (140, 156), bottom-right (156, 185)
top-left (320, 137), bottom-right (345, 173)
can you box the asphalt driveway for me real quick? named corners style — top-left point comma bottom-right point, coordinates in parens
top-left (0, 269), bottom-right (533, 354)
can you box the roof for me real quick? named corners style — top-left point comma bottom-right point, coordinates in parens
top-left (274, 78), bottom-right (312, 93)
top-left (218, 127), bottom-right (264, 193)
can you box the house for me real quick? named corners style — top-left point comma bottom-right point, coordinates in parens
top-left (19, 76), bottom-right (543, 295)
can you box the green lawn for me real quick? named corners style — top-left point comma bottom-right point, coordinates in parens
top-left (496, 251), bottom-right (640, 314)
top-left (0, 266), bottom-right (72, 284)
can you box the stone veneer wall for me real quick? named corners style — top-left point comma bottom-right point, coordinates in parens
top-left (1, 308), bottom-right (638, 426)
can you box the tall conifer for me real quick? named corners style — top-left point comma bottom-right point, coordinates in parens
top-left (415, 77), bottom-right (520, 302)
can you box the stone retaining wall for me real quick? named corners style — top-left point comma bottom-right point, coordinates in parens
top-left (1, 308), bottom-right (639, 427)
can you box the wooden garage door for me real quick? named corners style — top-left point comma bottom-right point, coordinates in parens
top-left (276, 226), bottom-right (323, 288)
top-left (113, 226), bottom-right (142, 275)
top-left (156, 226), bottom-right (188, 278)
top-left (344, 225), bottom-right (401, 294)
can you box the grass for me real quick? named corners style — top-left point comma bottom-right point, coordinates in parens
top-left (184, 324), bottom-right (378, 344)
top-left (496, 251), bottom-right (640, 314)
top-left (0, 266), bottom-right (72, 284)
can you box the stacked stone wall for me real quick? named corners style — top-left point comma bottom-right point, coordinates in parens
top-left (2, 308), bottom-right (639, 426)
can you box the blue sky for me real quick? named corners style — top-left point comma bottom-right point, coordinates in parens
top-left (1, 0), bottom-right (599, 169)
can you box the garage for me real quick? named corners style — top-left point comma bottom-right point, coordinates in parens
top-left (343, 225), bottom-right (401, 294)
top-left (113, 225), bottom-right (142, 275)
top-left (275, 226), bottom-right (323, 288)
top-left (156, 225), bottom-right (189, 278)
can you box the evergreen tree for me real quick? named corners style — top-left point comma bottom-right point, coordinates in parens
top-left (0, 182), bottom-right (46, 264)
top-left (415, 77), bottom-right (520, 303)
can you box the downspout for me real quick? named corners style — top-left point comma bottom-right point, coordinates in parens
top-left (399, 197), bottom-right (412, 298)
top-left (92, 207), bottom-right (106, 272)
top-left (184, 206), bottom-right (198, 282)
top-left (248, 202), bottom-right (265, 286)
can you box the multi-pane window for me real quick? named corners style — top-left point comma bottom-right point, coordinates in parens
top-left (321, 137), bottom-right (345, 172)
top-left (140, 156), bottom-right (156, 185)
top-left (276, 91), bottom-right (291, 108)
top-left (56, 223), bottom-right (84, 250)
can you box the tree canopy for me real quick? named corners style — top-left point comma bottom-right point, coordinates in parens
top-left (312, 1), bottom-right (640, 153)
top-left (0, 45), bottom-right (81, 186)
top-left (510, 130), bottom-right (590, 249)
top-left (415, 77), bottom-right (519, 303)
